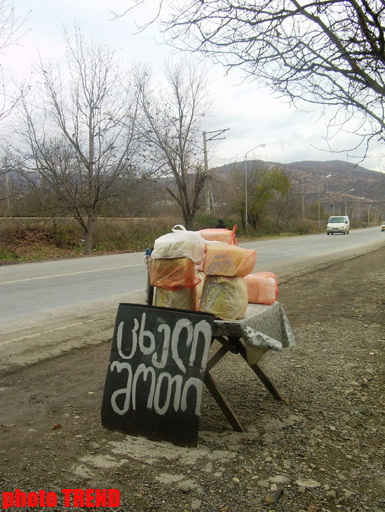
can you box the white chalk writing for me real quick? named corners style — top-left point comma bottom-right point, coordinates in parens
top-left (116, 314), bottom-right (211, 371)
top-left (110, 362), bottom-right (203, 416)
top-left (110, 313), bottom-right (212, 417)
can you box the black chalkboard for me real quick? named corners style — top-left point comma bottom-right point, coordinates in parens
top-left (101, 303), bottom-right (214, 447)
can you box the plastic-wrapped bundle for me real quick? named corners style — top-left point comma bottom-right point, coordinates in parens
top-left (195, 240), bottom-right (227, 272)
top-left (151, 225), bottom-right (205, 264)
top-left (154, 286), bottom-right (198, 311)
top-left (203, 244), bottom-right (257, 277)
top-left (198, 224), bottom-right (238, 246)
top-left (245, 272), bottom-right (279, 305)
top-left (195, 271), bottom-right (205, 301)
top-left (199, 275), bottom-right (248, 320)
top-left (149, 257), bottom-right (200, 290)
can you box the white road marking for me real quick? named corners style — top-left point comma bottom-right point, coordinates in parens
top-left (0, 263), bottom-right (143, 285)
top-left (0, 315), bottom-right (116, 346)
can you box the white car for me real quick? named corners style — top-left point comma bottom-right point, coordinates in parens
top-left (327, 216), bottom-right (350, 235)
top-left (381, 221), bottom-right (385, 232)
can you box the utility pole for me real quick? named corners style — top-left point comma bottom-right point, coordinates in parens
top-left (202, 128), bottom-right (229, 213)
top-left (318, 174), bottom-right (331, 229)
top-left (203, 131), bottom-right (209, 213)
top-left (301, 176), bottom-right (305, 221)
top-left (318, 184), bottom-right (321, 230)
top-left (4, 156), bottom-right (11, 217)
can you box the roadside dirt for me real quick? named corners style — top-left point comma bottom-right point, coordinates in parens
top-left (0, 246), bottom-right (384, 512)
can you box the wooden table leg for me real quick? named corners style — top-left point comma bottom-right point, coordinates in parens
top-left (228, 337), bottom-right (287, 402)
top-left (203, 335), bottom-right (287, 431)
top-left (206, 344), bottom-right (228, 372)
top-left (204, 370), bottom-right (244, 432)
top-left (249, 363), bottom-right (287, 402)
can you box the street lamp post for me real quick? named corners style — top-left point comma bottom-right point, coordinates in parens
top-left (318, 174), bottom-right (331, 229)
top-left (300, 172), bottom-right (316, 222)
top-left (244, 143), bottom-right (266, 231)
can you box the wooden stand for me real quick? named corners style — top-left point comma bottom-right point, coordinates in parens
top-left (145, 263), bottom-right (287, 433)
top-left (204, 335), bottom-right (287, 432)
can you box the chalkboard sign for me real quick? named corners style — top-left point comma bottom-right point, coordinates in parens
top-left (101, 303), bottom-right (214, 447)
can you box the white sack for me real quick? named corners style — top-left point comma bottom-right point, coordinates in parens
top-left (151, 225), bottom-right (205, 264)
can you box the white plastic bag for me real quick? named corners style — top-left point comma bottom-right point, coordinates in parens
top-left (151, 225), bottom-right (205, 264)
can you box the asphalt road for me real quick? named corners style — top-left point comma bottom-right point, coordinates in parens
top-left (1, 227), bottom-right (384, 337)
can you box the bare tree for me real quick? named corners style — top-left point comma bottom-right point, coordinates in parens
top-left (0, 1), bottom-right (28, 213)
top-left (136, 60), bottom-right (212, 229)
top-left (15, 28), bottom-right (140, 254)
top-left (164, 0), bottom-right (385, 152)
top-left (0, 0), bottom-right (27, 123)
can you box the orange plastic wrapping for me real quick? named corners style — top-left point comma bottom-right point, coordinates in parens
top-left (203, 244), bottom-right (257, 277)
top-left (199, 276), bottom-right (248, 320)
top-left (154, 287), bottom-right (198, 311)
top-left (198, 224), bottom-right (238, 245)
top-left (149, 257), bottom-right (200, 290)
top-left (245, 272), bottom-right (279, 305)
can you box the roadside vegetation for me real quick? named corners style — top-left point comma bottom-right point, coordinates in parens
top-left (0, 211), bottom-right (334, 265)
top-left (0, 217), bottom-right (171, 264)
top-left (0, 159), bottom-right (374, 266)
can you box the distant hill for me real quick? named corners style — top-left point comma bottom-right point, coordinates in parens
top-left (284, 160), bottom-right (371, 175)
top-left (281, 160), bottom-right (385, 205)
top-left (212, 159), bottom-right (385, 212)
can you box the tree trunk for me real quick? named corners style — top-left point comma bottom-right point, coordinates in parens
top-left (84, 229), bottom-right (92, 255)
top-left (83, 215), bottom-right (94, 255)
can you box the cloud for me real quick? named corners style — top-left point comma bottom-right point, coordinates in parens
top-left (4, 0), bottom-right (384, 172)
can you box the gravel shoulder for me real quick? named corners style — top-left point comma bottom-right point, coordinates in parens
top-left (0, 246), bottom-right (384, 512)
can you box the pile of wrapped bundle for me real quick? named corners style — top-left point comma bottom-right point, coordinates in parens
top-left (149, 225), bottom-right (205, 310)
top-left (149, 224), bottom-right (279, 318)
top-left (197, 223), bottom-right (279, 316)
top-left (199, 243), bottom-right (257, 321)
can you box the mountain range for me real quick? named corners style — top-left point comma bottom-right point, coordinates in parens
top-left (213, 159), bottom-right (385, 213)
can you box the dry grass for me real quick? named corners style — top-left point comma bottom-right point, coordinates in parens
top-left (0, 217), bottom-right (178, 264)
top-left (0, 215), bottom-right (322, 265)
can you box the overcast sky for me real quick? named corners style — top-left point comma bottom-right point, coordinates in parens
top-left (3, 0), bottom-right (384, 172)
